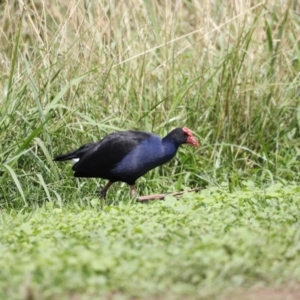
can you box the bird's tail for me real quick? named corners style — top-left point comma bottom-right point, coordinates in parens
top-left (53, 150), bottom-right (78, 162)
top-left (53, 143), bottom-right (96, 162)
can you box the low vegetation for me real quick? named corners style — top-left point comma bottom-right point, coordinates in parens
top-left (1, 183), bottom-right (300, 299)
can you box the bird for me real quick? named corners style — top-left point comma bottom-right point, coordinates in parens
top-left (53, 127), bottom-right (199, 199)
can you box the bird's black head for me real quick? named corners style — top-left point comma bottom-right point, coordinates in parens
top-left (165, 127), bottom-right (199, 147)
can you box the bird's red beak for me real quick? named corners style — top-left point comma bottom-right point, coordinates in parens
top-left (183, 127), bottom-right (200, 148)
top-left (187, 135), bottom-right (200, 147)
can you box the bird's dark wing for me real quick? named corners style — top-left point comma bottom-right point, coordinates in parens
top-left (72, 131), bottom-right (152, 178)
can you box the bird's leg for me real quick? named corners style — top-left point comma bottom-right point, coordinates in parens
top-left (99, 181), bottom-right (114, 210)
top-left (99, 181), bottom-right (113, 199)
top-left (130, 185), bottom-right (136, 198)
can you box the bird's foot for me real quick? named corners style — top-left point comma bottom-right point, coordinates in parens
top-left (98, 188), bottom-right (107, 211)
top-left (130, 185), bottom-right (136, 198)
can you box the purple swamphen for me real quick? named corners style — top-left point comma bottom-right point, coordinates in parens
top-left (54, 127), bottom-right (199, 198)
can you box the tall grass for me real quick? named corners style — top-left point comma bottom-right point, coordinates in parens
top-left (0, 0), bottom-right (299, 207)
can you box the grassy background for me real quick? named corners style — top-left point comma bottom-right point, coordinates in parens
top-left (0, 0), bottom-right (300, 206)
top-left (1, 1), bottom-right (300, 298)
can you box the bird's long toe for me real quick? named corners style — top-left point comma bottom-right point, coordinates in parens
top-left (130, 185), bottom-right (136, 198)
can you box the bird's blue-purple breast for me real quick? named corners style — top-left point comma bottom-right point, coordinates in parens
top-left (110, 134), bottom-right (179, 182)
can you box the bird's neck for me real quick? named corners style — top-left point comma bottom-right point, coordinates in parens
top-left (162, 136), bottom-right (180, 157)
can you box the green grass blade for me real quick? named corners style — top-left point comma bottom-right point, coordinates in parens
top-left (3, 164), bottom-right (27, 206)
top-left (13, 115), bottom-right (52, 158)
top-left (44, 73), bottom-right (90, 114)
top-left (34, 137), bottom-right (59, 180)
top-left (6, 10), bottom-right (23, 104)
top-left (37, 173), bottom-right (52, 202)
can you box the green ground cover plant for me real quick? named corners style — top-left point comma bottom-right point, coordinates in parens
top-left (1, 183), bottom-right (300, 299)
top-left (0, 0), bottom-right (300, 298)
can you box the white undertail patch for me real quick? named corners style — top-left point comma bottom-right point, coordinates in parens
top-left (69, 158), bottom-right (80, 164)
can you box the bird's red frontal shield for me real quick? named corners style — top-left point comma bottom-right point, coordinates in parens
top-left (182, 127), bottom-right (200, 147)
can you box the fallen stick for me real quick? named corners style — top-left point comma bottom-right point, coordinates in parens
top-left (136, 187), bottom-right (200, 202)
